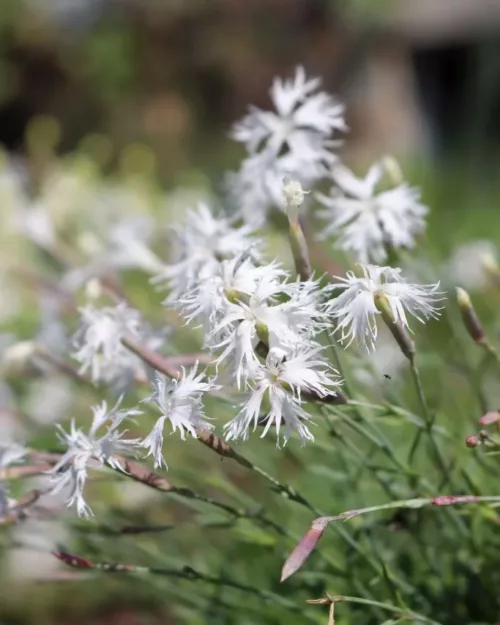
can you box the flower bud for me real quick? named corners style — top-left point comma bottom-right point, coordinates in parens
top-left (482, 253), bottom-right (500, 285)
top-left (465, 435), bottom-right (480, 448)
top-left (85, 278), bottom-right (103, 301)
top-left (1, 341), bottom-right (40, 376)
top-left (255, 321), bottom-right (270, 346)
top-left (478, 411), bottom-right (500, 426)
top-left (78, 232), bottom-right (102, 255)
top-left (381, 154), bottom-right (404, 186)
top-left (224, 288), bottom-right (249, 306)
top-left (282, 177), bottom-right (308, 222)
top-left (456, 287), bottom-right (486, 345)
top-left (281, 516), bottom-right (329, 582)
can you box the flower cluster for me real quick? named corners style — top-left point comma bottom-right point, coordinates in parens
top-left (172, 234), bottom-right (342, 443)
top-left (0, 66), bottom-right (450, 519)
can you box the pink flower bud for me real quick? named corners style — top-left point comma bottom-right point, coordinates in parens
top-left (456, 288), bottom-right (486, 345)
top-left (281, 516), bottom-right (329, 582)
top-left (52, 550), bottom-right (94, 569)
top-left (465, 435), bottom-right (480, 448)
top-left (479, 411), bottom-right (500, 426)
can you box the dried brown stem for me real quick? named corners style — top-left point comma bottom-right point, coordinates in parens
top-left (114, 456), bottom-right (173, 491)
top-left (195, 429), bottom-right (253, 469)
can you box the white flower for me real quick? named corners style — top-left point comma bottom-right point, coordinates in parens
top-left (175, 256), bottom-right (286, 336)
top-left (37, 161), bottom-right (97, 227)
top-left (15, 201), bottom-right (56, 250)
top-left (61, 212), bottom-right (164, 292)
top-left (227, 150), bottom-right (331, 218)
top-left (141, 366), bottom-right (218, 468)
top-left (175, 255), bottom-right (284, 323)
top-left (232, 66), bottom-right (345, 163)
top-left (153, 203), bottom-right (261, 299)
top-left (0, 444), bottom-right (26, 517)
top-left (326, 264), bottom-right (444, 351)
top-left (0, 160), bottom-right (27, 219)
top-left (228, 67), bottom-right (345, 219)
top-left (317, 161), bottom-right (428, 263)
top-left (50, 399), bottom-right (142, 518)
top-left (279, 278), bottom-right (329, 341)
top-left (72, 302), bottom-right (142, 384)
top-left (208, 266), bottom-right (326, 387)
top-left (0, 444), bottom-right (26, 468)
top-left (224, 347), bottom-right (340, 445)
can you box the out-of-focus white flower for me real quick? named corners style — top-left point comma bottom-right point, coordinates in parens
top-left (327, 264), bottom-right (444, 351)
top-left (106, 215), bottom-right (164, 274)
top-left (224, 347), bottom-right (340, 445)
top-left (14, 202), bottom-right (56, 250)
top-left (232, 66), bottom-right (345, 163)
top-left (0, 444), bottom-right (26, 468)
top-left (0, 444), bottom-right (26, 518)
top-left (141, 366), bottom-right (218, 468)
top-left (0, 160), bottom-right (27, 218)
top-left (62, 213), bottom-right (164, 292)
top-left (446, 240), bottom-right (498, 290)
top-left (83, 182), bottom-right (162, 272)
top-left (225, 154), bottom-right (298, 221)
top-left (1, 340), bottom-right (39, 376)
top-left (72, 302), bottom-right (142, 383)
top-left (154, 203), bottom-right (261, 299)
top-left (317, 161), bottom-right (428, 263)
top-left (37, 161), bottom-right (97, 229)
top-left (50, 399), bottom-right (142, 518)
top-left (228, 67), bottom-right (345, 219)
top-left (72, 302), bottom-right (167, 392)
top-left (26, 377), bottom-right (73, 425)
top-left (0, 269), bottom-right (20, 321)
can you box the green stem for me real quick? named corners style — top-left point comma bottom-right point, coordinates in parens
top-left (407, 359), bottom-right (451, 486)
top-left (323, 594), bottom-right (443, 625)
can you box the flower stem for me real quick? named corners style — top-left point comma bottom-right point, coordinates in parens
top-left (309, 594), bottom-right (443, 625)
top-left (408, 358), bottom-right (451, 485)
top-left (288, 218), bottom-right (312, 280)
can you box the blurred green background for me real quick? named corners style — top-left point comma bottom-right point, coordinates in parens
top-left (1, 2), bottom-right (500, 625)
